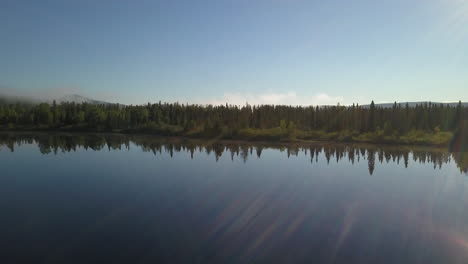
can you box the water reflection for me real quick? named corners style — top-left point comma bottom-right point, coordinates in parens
top-left (2, 133), bottom-right (468, 263)
top-left (0, 133), bottom-right (467, 175)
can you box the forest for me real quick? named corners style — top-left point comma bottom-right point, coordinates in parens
top-left (0, 100), bottom-right (467, 147)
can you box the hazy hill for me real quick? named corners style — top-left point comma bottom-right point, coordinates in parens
top-left (361, 102), bottom-right (468, 108)
top-left (0, 94), bottom-right (110, 105)
top-left (0, 94), bottom-right (466, 108)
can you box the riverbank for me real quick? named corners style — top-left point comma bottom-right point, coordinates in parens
top-left (0, 124), bottom-right (455, 147)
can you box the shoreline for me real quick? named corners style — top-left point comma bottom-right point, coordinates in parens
top-left (0, 129), bottom-right (454, 151)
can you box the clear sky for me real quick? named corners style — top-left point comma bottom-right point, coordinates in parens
top-left (1, 0), bottom-right (467, 105)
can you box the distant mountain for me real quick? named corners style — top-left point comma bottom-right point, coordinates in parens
top-left (52, 94), bottom-right (110, 105)
top-left (360, 102), bottom-right (468, 108)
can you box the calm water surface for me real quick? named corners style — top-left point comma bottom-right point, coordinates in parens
top-left (1, 133), bottom-right (468, 263)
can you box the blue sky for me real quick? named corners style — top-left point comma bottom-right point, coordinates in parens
top-left (1, 0), bottom-right (467, 105)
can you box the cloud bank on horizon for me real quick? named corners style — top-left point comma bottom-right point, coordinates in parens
top-left (205, 92), bottom-right (345, 106)
top-left (0, 86), bottom-right (345, 106)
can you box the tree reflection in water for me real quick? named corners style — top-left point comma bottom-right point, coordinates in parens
top-left (0, 133), bottom-right (466, 175)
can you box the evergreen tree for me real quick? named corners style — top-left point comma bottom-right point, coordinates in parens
top-left (368, 100), bottom-right (376, 131)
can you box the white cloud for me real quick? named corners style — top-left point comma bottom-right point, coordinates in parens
top-left (203, 91), bottom-right (344, 106)
top-left (311, 93), bottom-right (345, 106)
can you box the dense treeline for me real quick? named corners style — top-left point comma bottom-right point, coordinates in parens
top-left (0, 100), bottom-right (467, 146)
top-left (0, 133), bottom-right (466, 174)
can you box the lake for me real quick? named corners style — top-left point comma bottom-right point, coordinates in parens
top-left (1, 133), bottom-right (468, 263)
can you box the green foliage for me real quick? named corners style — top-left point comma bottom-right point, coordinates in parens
top-left (400, 130), bottom-right (453, 146)
top-left (36, 103), bottom-right (52, 125)
top-left (383, 122), bottom-right (393, 136)
top-left (87, 106), bottom-right (106, 127)
top-left (238, 127), bottom-right (288, 141)
top-left (280, 119), bottom-right (287, 130)
top-left (0, 100), bottom-right (465, 146)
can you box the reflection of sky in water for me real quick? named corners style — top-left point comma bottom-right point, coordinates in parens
top-left (1, 135), bottom-right (468, 263)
